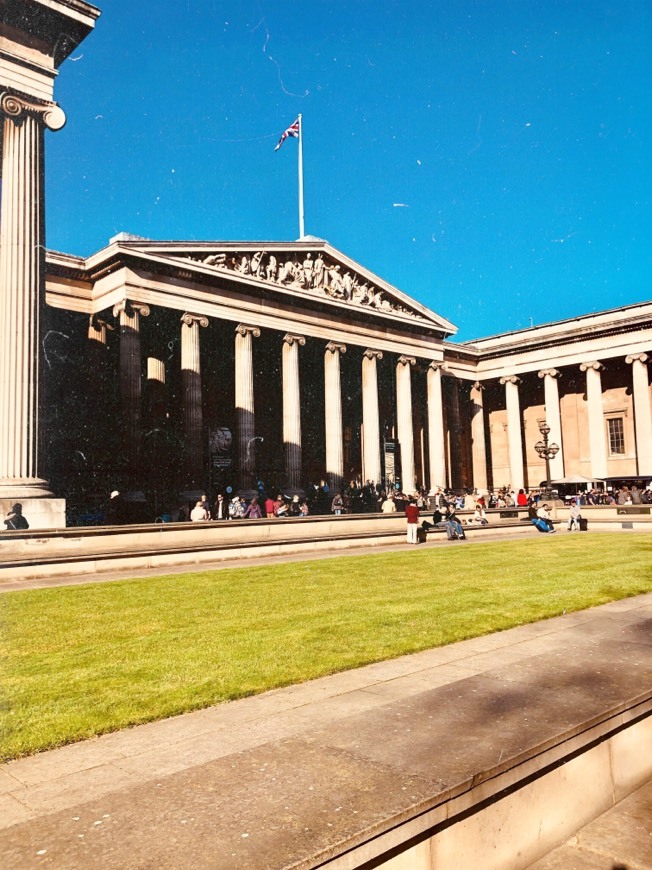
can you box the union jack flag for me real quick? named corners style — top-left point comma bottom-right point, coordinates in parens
top-left (274, 118), bottom-right (300, 151)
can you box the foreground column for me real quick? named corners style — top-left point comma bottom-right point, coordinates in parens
top-left (114, 301), bottom-right (150, 482)
top-left (396, 356), bottom-right (416, 492)
top-left (362, 350), bottom-right (383, 486)
top-left (500, 375), bottom-right (524, 491)
top-left (427, 363), bottom-right (447, 491)
top-left (626, 353), bottom-right (652, 475)
top-left (235, 324), bottom-right (261, 491)
top-left (469, 381), bottom-right (488, 491)
top-left (283, 334), bottom-right (305, 492)
top-left (0, 94), bottom-right (65, 501)
top-left (538, 368), bottom-right (564, 480)
top-left (579, 361), bottom-right (607, 480)
top-left (324, 342), bottom-right (346, 492)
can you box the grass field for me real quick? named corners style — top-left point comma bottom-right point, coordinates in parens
top-left (1, 533), bottom-right (650, 761)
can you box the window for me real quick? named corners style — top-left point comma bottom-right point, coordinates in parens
top-left (607, 417), bottom-right (625, 455)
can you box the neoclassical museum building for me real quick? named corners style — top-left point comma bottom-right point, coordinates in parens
top-left (1, 1), bottom-right (651, 527)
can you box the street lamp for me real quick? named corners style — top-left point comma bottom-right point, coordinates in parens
top-left (534, 420), bottom-right (559, 497)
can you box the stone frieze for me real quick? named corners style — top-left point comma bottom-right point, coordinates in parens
top-left (185, 249), bottom-right (422, 320)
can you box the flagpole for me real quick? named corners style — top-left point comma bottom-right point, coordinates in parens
top-left (297, 114), bottom-right (305, 239)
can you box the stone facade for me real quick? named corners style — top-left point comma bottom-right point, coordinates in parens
top-left (39, 238), bottom-right (652, 517)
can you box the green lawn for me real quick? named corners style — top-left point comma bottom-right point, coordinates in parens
top-left (1, 534), bottom-right (651, 761)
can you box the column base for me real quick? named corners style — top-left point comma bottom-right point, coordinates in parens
top-left (0, 478), bottom-right (53, 499)
top-left (0, 497), bottom-right (66, 530)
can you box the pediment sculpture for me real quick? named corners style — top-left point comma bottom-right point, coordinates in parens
top-left (186, 249), bottom-right (421, 319)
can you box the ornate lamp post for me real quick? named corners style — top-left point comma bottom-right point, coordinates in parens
top-left (534, 421), bottom-right (560, 497)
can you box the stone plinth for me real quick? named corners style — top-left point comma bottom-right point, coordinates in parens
top-left (0, 497), bottom-right (66, 531)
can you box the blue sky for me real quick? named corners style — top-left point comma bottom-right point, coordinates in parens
top-left (46, 1), bottom-right (651, 340)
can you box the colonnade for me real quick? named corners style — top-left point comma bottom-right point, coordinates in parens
top-left (483, 356), bottom-right (652, 486)
top-left (104, 304), bottom-right (455, 494)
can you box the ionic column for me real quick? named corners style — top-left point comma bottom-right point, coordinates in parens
top-left (180, 313), bottom-right (208, 492)
top-left (362, 350), bottom-right (383, 486)
top-left (396, 355), bottom-right (416, 492)
top-left (579, 361), bottom-right (607, 479)
top-left (538, 368), bottom-right (564, 480)
top-left (0, 93), bottom-right (66, 497)
top-left (446, 376), bottom-right (463, 489)
top-left (113, 301), bottom-right (150, 474)
top-left (283, 334), bottom-right (306, 491)
top-left (88, 315), bottom-right (112, 380)
top-left (146, 357), bottom-right (166, 413)
top-left (470, 381), bottom-right (488, 491)
top-left (324, 342), bottom-right (346, 492)
top-left (427, 362), bottom-right (447, 490)
top-left (499, 375), bottom-right (524, 490)
top-left (626, 353), bottom-right (652, 474)
top-left (235, 324), bottom-right (261, 490)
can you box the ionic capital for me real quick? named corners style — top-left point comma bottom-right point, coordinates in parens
top-left (90, 314), bottom-right (114, 332)
top-left (113, 301), bottom-right (150, 319)
top-left (181, 313), bottom-right (209, 328)
top-left (499, 375), bottom-right (521, 386)
top-left (363, 349), bottom-right (383, 361)
top-left (625, 353), bottom-right (649, 365)
top-left (283, 333), bottom-right (306, 347)
top-left (428, 361), bottom-right (446, 373)
top-left (235, 323), bottom-right (260, 338)
top-left (325, 341), bottom-right (347, 355)
top-left (538, 368), bottom-right (561, 380)
top-left (0, 91), bottom-right (66, 131)
top-left (471, 380), bottom-right (485, 392)
top-left (579, 361), bottom-right (604, 373)
top-left (397, 355), bottom-right (416, 367)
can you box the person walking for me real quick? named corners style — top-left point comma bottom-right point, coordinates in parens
top-left (404, 497), bottom-right (420, 544)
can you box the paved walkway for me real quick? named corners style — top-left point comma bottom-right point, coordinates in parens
top-left (1, 592), bottom-right (651, 868)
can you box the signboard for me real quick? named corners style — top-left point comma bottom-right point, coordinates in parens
top-left (209, 426), bottom-right (233, 469)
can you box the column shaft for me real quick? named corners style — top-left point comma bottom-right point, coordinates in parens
top-left (626, 354), bottom-right (652, 475)
top-left (324, 343), bottom-right (346, 491)
top-left (235, 325), bottom-right (260, 490)
top-left (396, 356), bottom-right (416, 492)
top-left (470, 381), bottom-right (488, 491)
top-left (0, 109), bottom-right (47, 492)
top-left (500, 376), bottom-right (524, 491)
top-left (580, 362), bottom-right (607, 479)
top-left (427, 363), bottom-right (447, 490)
top-left (114, 302), bottom-right (149, 480)
top-left (362, 350), bottom-right (382, 485)
top-left (539, 369), bottom-right (564, 480)
top-left (181, 313), bottom-right (208, 492)
top-left (283, 334), bottom-right (305, 491)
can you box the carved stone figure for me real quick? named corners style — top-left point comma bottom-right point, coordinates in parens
top-left (239, 255), bottom-right (250, 274)
top-left (313, 253), bottom-right (325, 288)
top-left (266, 254), bottom-right (278, 282)
top-left (302, 253), bottom-right (314, 288)
top-left (204, 253), bottom-right (226, 267)
top-left (251, 251), bottom-right (264, 276)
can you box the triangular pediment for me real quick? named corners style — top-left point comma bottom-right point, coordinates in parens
top-left (113, 239), bottom-right (457, 336)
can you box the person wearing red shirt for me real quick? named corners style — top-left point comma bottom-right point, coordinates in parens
top-left (517, 489), bottom-right (529, 507)
top-left (404, 498), bottom-right (420, 544)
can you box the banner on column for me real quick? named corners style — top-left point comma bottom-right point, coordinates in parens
top-left (209, 427), bottom-right (233, 469)
top-left (384, 439), bottom-right (397, 490)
